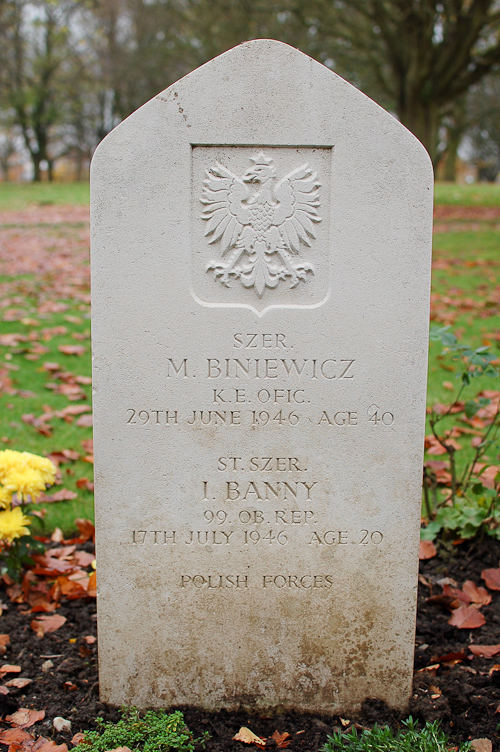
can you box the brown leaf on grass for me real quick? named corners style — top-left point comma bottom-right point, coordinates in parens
top-left (271, 732), bottom-right (291, 748)
top-left (462, 580), bottom-right (492, 606)
top-left (76, 478), bottom-right (94, 492)
top-left (473, 464), bottom-right (500, 490)
top-left (470, 740), bottom-right (492, 752)
top-left (419, 540), bottom-right (437, 560)
top-left (75, 414), bottom-right (93, 427)
top-left (7, 708), bottom-right (45, 728)
top-left (5, 677), bottom-right (32, 688)
top-left (21, 414), bottom-right (52, 437)
top-left (51, 528), bottom-right (64, 543)
top-left (71, 733), bottom-right (85, 746)
top-left (424, 435), bottom-right (462, 454)
top-left (424, 460), bottom-right (452, 485)
top-left (60, 449), bottom-right (80, 461)
top-left (75, 519), bottom-right (95, 542)
top-left (58, 345), bottom-right (85, 356)
top-left (448, 605), bottom-right (486, 629)
top-left (59, 405), bottom-right (91, 417)
top-left (233, 728), bottom-right (266, 748)
top-left (31, 614), bottom-right (67, 638)
top-left (42, 490), bottom-right (78, 503)
top-left (469, 645), bottom-right (500, 658)
top-left (0, 333), bottom-right (29, 346)
top-left (482, 568), bottom-right (500, 590)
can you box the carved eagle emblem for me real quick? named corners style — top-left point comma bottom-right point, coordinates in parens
top-left (200, 152), bottom-right (322, 297)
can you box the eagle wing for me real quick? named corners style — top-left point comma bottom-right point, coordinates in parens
top-left (200, 164), bottom-right (250, 255)
top-left (272, 164), bottom-right (321, 254)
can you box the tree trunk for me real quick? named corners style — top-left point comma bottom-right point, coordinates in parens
top-left (398, 97), bottom-right (439, 166)
top-left (32, 154), bottom-right (42, 182)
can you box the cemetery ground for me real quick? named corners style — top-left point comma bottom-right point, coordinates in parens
top-left (0, 184), bottom-right (500, 749)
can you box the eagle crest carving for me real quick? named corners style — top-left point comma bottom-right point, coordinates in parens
top-left (200, 152), bottom-right (321, 298)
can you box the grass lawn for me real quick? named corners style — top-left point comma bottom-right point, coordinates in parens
top-left (0, 182), bottom-right (90, 212)
top-left (434, 180), bottom-right (500, 206)
top-left (0, 180), bottom-right (499, 533)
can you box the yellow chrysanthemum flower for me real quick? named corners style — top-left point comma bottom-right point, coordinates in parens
top-left (0, 450), bottom-right (26, 481)
top-left (0, 486), bottom-right (12, 509)
top-left (21, 452), bottom-right (56, 486)
top-left (0, 507), bottom-right (31, 542)
top-left (3, 467), bottom-right (46, 502)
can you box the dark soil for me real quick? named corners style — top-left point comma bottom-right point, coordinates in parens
top-left (0, 537), bottom-right (499, 750)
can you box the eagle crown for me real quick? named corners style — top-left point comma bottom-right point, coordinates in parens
top-left (243, 153), bottom-right (277, 185)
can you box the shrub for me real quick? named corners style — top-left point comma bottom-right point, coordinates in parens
top-left (323, 718), bottom-right (470, 752)
top-left (74, 708), bottom-right (209, 752)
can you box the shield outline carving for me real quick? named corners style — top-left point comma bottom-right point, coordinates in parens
top-left (190, 144), bottom-right (332, 317)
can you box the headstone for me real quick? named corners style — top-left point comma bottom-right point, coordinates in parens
top-left (91, 40), bottom-right (433, 715)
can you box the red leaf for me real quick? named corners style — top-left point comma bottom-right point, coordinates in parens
top-left (7, 709), bottom-right (45, 729)
top-left (0, 665), bottom-right (21, 674)
top-left (5, 678), bottom-right (32, 688)
top-left (76, 478), bottom-right (94, 492)
top-left (431, 650), bottom-right (467, 665)
top-left (58, 345), bottom-right (85, 356)
top-left (42, 490), bottom-right (78, 503)
top-left (271, 732), bottom-right (291, 748)
top-left (0, 728), bottom-right (34, 745)
top-left (448, 605), bottom-right (486, 629)
top-left (462, 580), bottom-right (492, 606)
top-left (31, 614), bottom-right (67, 638)
top-left (75, 519), bottom-right (95, 542)
top-left (469, 644), bottom-right (500, 658)
top-left (482, 568), bottom-right (500, 590)
top-left (75, 414), bottom-right (93, 427)
top-left (233, 728), bottom-right (266, 748)
top-left (470, 740), bottom-right (492, 752)
top-left (87, 571), bottom-right (97, 598)
top-left (419, 540), bottom-right (437, 560)
top-left (31, 737), bottom-right (68, 752)
top-left (72, 551), bottom-right (95, 568)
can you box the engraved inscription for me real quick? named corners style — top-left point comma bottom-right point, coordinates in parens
top-left (201, 152), bottom-right (321, 297)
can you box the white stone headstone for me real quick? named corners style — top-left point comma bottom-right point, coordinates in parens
top-left (91, 39), bottom-right (433, 715)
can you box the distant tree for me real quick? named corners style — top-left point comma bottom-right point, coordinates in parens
top-left (0, 118), bottom-right (20, 181)
top-left (283, 0), bottom-right (500, 166)
top-left (0, 0), bottom-right (81, 181)
top-left (465, 74), bottom-right (500, 181)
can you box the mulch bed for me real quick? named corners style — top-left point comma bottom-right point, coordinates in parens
top-left (0, 537), bottom-right (499, 750)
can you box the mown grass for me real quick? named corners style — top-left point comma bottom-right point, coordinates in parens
top-left (434, 180), bottom-right (500, 206)
top-left (0, 212), bottom-right (93, 535)
top-left (0, 182), bottom-right (90, 212)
